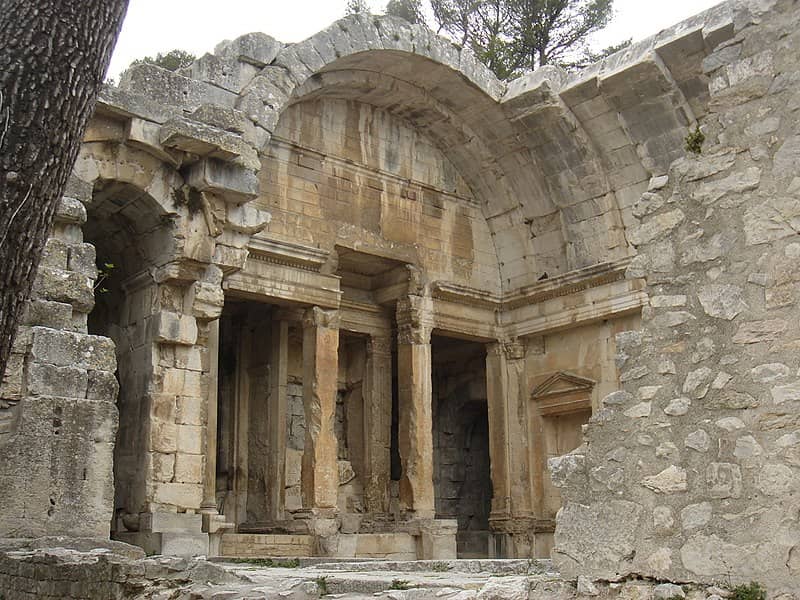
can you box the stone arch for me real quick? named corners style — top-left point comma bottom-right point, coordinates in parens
top-left (242, 15), bottom-right (633, 291)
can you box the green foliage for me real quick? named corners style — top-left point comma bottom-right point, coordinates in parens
top-left (94, 262), bottom-right (115, 294)
top-left (315, 576), bottom-right (329, 595)
top-left (230, 557), bottom-right (300, 568)
top-left (346, 0), bottom-right (370, 14)
top-left (130, 49), bottom-right (196, 72)
top-left (430, 0), bottom-right (617, 79)
top-left (685, 126), bottom-right (706, 155)
top-left (572, 38), bottom-right (631, 70)
top-left (431, 561), bottom-right (451, 572)
top-left (731, 582), bottom-right (767, 600)
top-left (389, 579), bottom-right (411, 590)
top-left (386, 0), bottom-right (425, 23)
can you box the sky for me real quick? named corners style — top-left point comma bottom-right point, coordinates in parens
top-left (107, 0), bottom-right (725, 80)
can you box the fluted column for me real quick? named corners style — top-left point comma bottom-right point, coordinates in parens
top-left (396, 295), bottom-right (435, 518)
top-left (301, 306), bottom-right (340, 511)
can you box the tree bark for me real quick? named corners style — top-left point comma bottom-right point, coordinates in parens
top-left (0, 0), bottom-right (128, 378)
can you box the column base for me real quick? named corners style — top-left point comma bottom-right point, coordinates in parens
top-left (294, 507), bottom-right (340, 556)
top-left (113, 512), bottom-right (209, 557)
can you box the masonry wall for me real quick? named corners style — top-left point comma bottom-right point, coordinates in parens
top-left (553, 0), bottom-right (800, 593)
top-left (258, 98), bottom-right (501, 292)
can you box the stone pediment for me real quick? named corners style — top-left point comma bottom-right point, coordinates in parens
top-left (532, 372), bottom-right (596, 398)
top-left (531, 372), bottom-right (595, 416)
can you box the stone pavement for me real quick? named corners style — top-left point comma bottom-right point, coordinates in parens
top-left (0, 541), bottom-right (753, 599)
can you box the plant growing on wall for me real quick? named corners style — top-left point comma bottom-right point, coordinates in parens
top-left (130, 49), bottom-right (196, 72)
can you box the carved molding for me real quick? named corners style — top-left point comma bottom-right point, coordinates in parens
top-left (248, 237), bottom-right (329, 273)
top-left (531, 371), bottom-right (595, 416)
top-left (504, 258), bottom-right (632, 310)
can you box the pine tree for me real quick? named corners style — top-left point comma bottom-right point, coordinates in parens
top-left (386, 0), bottom-right (425, 24)
top-left (430, 0), bottom-right (617, 79)
top-left (0, 0), bottom-right (128, 378)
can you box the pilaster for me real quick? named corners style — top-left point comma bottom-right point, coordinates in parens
top-left (363, 334), bottom-right (393, 514)
top-left (395, 295), bottom-right (435, 519)
top-left (301, 306), bottom-right (340, 511)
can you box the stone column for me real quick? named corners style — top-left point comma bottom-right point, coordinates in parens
top-left (363, 334), bottom-right (392, 514)
top-left (395, 295), bottom-right (435, 519)
top-left (301, 306), bottom-right (340, 512)
top-left (200, 319), bottom-right (221, 515)
top-left (485, 341), bottom-right (512, 522)
top-left (268, 316), bottom-right (289, 520)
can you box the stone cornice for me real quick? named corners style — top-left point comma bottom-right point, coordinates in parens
top-left (430, 281), bottom-right (501, 310)
top-left (430, 257), bottom-right (633, 311)
top-left (502, 257), bottom-right (632, 310)
top-left (247, 237), bottom-right (329, 273)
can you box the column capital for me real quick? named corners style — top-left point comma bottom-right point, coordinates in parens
top-left (302, 306), bottom-right (340, 330)
top-left (396, 295), bottom-right (432, 345)
top-left (487, 338), bottom-right (525, 360)
top-left (367, 334), bottom-right (393, 357)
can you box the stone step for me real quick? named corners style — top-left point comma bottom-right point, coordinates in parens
top-left (307, 558), bottom-right (555, 575)
top-left (218, 533), bottom-right (315, 558)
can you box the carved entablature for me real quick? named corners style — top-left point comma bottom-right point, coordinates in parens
top-left (502, 258), bottom-right (631, 311)
top-left (248, 237), bottom-right (329, 273)
top-left (531, 372), bottom-right (595, 416)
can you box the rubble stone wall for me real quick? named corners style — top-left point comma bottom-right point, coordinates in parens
top-left (553, 0), bottom-right (800, 593)
top-left (0, 196), bottom-right (118, 539)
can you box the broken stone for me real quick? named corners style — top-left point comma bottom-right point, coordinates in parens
top-left (641, 466), bottom-right (688, 493)
top-left (685, 429), bottom-right (710, 452)
top-left (664, 397), bottom-right (691, 416)
top-left (697, 284), bottom-right (747, 320)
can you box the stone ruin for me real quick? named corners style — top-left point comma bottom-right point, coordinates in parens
top-left (1, 0), bottom-right (799, 596)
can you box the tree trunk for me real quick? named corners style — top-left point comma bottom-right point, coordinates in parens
top-left (0, 0), bottom-right (128, 378)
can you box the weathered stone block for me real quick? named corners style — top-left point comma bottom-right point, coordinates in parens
top-left (185, 158), bottom-right (258, 201)
top-left (226, 203), bottom-right (271, 234)
top-left (27, 363), bottom-right (88, 399)
top-left (215, 32), bottom-right (283, 68)
top-left (180, 53), bottom-right (258, 93)
top-left (174, 453), bottom-right (203, 484)
top-left (68, 243), bottom-right (98, 278)
top-left (152, 482), bottom-right (203, 508)
top-left (55, 196), bottom-right (87, 225)
top-left (153, 311), bottom-right (198, 346)
top-left (176, 425), bottom-right (203, 454)
top-left (32, 267), bottom-right (94, 313)
top-left (190, 104), bottom-right (247, 134)
top-left (119, 63), bottom-right (237, 110)
top-left (176, 397), bottom-right (203, 426)
top-left (31, 327), bottom-right (116, 372)
top-left (23, 300), bottom-right (73, 330)
top-left (87, 370), bottom-right (119, 402)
